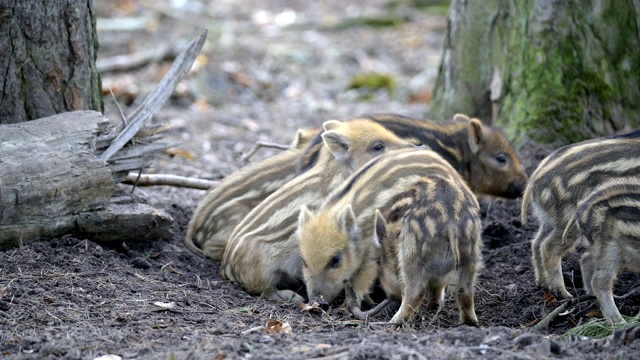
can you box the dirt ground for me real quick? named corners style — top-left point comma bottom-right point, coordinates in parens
top-left (1, 0), bottom-right (640, 359)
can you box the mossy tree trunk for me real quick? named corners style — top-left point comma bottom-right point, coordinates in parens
top-left (430, 0), bottom-right (640, 146)
top-left (0, 0), bottom-right (102, 124)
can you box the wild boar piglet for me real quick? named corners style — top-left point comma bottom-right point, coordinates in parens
top-left (373, 172), bottom-right (482, 325)
top-left (522, 129), bottom-right (640, 298)
top-left (185, 127), bottom-right (318, 260)
top-left (297, 148), bottom-right (481, 318)
top-left (368, 113), bottom-right (528, 199)
top-left (221, 118), bottom-right (419, 303)
top-left (562, 177), bottom-right (640, 323)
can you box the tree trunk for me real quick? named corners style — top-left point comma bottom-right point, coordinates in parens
top-left (430, 0), bottom-right (640, 146)
top-left (0, 0), bottom-right (102, 124)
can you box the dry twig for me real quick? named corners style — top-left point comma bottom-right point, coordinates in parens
top-left (343, 280), bottom-right (392, 321)
top-left (240, 141), bottom-right (291, 164)
top-left (97, 44), bottom-right (182, 73)
top-left (532, 294), bottom-right (597, 332)
top-left (124, 173), bottom-right (218, 190)
top-left (99, 29), bottom-right (207, 161)
top-left (533, 285), bottom-right (640, 332)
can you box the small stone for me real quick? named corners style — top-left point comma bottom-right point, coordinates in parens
top-left (513, 333), bottom-right (536, 348)
top-left (525, 339), bottom-right (551, 356)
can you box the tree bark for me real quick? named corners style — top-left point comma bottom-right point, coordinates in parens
top-left (0, 0), bottom-right (102, 124)
top-left (430, 0), bottom-right (640, 146)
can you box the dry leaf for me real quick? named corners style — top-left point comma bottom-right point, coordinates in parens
top-left (0, 285), bottom-right (8, 300)
top-left (543, 291), bottom-right (557, 306)
top-left (230, 71), bottom-right (257, 89)
top-left (585, 310), bottom-right (602, 318)
top-left (264, 318), bottom-right (292, 335)
top-left (300, 301), bottom-right (321, 312)
top-left (408, 90), bottom-right (433, 104)
top-left (163, 148), bottom-right (196, 161)
top-left (153, 301), bottom-right (176, 309)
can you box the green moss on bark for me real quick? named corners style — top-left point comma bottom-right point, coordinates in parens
top-left (432, 0), bottom-right (640, 147)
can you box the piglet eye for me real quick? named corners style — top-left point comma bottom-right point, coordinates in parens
top-left (328, 254), bottom-right (342, 269)
top-left (372, 142), bottom-right (385, 152)
top-left (495, 152), bottom-right (507, 165)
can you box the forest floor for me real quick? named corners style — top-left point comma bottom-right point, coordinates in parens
top-left (1, 0), bottom-right (639, 359)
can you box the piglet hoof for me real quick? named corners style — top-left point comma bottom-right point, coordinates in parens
top-left (462, 319), bottom-right (480, 328)
top-left (552, 288), bottom-right (574, 300)
top-left (316, 298), bottom-right (330, 311)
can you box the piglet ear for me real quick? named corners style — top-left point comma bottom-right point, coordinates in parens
top-left (322, 130), bottom-right (350, 157)
top-left (373, 209), bottom-right (386, 248)
top-left (298, 205), bottom-right (315, 230)
top-left (453, 113), bottom-right (470, 122)
top-left (322, 119), bottom-right (342, 132)
top-left (291, 128), bottom-right (313, 149)
top-left (339, 204), bottom-right (358, 238)
top-left (467, 118), bottom-right (485, 155)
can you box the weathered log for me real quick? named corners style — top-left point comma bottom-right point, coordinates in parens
top-left (0, 111), bottom-right (173, 249)
top-left (0, 30), bottom-right (209, 249)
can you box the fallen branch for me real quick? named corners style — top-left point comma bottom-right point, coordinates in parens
top-left (124, 173), bottom-right (218, 190)
top-left (343, 280), bottom-right (392, 321)
top-left (532, 294), bottom-right (597, 332)
top-left (351, 299), bottom-right (392, 321)
top-left (99, 29), bottom-right (207, 161)
top-left (97, 44), bottom-right (182, 73)
top-left (615, 286), bottom-right (640, 301)
top-left (533, 285), bottom-right (640, 332)
top-left (240, 141), bottom-right (291, 165)
top-left (241, 325), bottom-right (264, 335)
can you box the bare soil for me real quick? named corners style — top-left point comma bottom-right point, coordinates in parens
top-left (1, 1), bottom-right (639, 359)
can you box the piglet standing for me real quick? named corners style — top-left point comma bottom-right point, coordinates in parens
top-left (373, 173), bottom-right (482, 325)
top-left (521, 129), bottom-right (640, 299)
top-left (563, 177), bottom-right (640, 323)
top-left (297, 148), bottom-right (483, 325)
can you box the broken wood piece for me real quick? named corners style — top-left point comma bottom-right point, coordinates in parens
top-left (0, 111), bottom-right (113, 248)
top-left (97, 44), bottom-right (181, 73)
top-left (124, 173), bottom-right (219, 190)
top-left (0, 29), bottom-right (211, 249)
top-left (532, 294), bottom-right (598, 332)
top-left (76, 203), bottom-right (173, 242)
top-left (99, 29), bottom-right (208, 161)
top-left (0, 111), bottom-right (175, 248)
